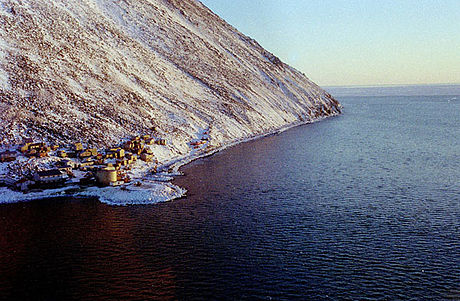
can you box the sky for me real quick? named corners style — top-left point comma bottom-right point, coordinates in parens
top-left (200, 0), bottom-right (460, 86)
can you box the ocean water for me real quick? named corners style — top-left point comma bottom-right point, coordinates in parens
top-left (0, 85), bottom-right (459, 300)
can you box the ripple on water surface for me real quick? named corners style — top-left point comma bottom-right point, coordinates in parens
top-left (0, 94), bottom-right (459, 300)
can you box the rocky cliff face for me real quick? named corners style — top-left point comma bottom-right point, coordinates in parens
top-left (0, 0), bottom-right (340, 155)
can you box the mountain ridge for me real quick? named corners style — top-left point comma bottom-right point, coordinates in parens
top-left (0, 0), bottom-right (341, 158)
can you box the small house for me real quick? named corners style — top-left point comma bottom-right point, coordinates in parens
top-left (29, 143), bottom-right (46, 150)
top-left (20, 143), bottom-right (32, 153)
top-left (104, 148), bottom-right (124, 159)
top-left (125, 153), bottom-right (137, 163)
top-left (57, 164), bottom-right (73, 173)
top-left (156, 138), bottom-right (166, 145)
top-left (80, 159), bottom-right (95, 167)
top-left (104, 153), bottom-right (114, 159)
top-left (123, 141), bottom-right (135, 151)
top-left (143, 148), bottom-right (153, 155)
top-left (25, 143), bottom-right (50, 157)
top-left (19, 138), bottom-right (34, 152)
top-left (95, 158), bottom-right (105, 165)
top-left (190, 140), bottom-right (205, 146)
top-left (87, 148), bottom-right (98, 156)
top-left (37, 151), bottom-right (48, 158)
top-left (27, 149), bottom-right (37, 157)
top-left (60, 159), bottom-right (77, 169)
top-left (116, 148), bottom-right (125, 159)
top-left (58, 150), bottom-right (67, 158)
top-left (117, 159), bottom-right (129, 166)
top-left (133, 147), bottom-right (143, 155)
top-left (79, 150), bottom-right (92, 159)
top-left (28, 143), bottom-right (41, 150)
top-left (140, 153), bottom-right (154, 162)
top-left (74, 142), bottom-right (83, 151)
top-left (33, 169), bottom-right (66, 183)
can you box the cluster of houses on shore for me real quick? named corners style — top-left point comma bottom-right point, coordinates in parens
top-left (1, 135), bottom-right (168, 192)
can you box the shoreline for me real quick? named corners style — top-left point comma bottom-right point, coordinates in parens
top-left (163, 113), bottom-right (337, 174)
top-left (0, 113), bottom-right (340, 206)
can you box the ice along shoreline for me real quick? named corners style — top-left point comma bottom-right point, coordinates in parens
top-left (0, 112), bottom-right (340, 206)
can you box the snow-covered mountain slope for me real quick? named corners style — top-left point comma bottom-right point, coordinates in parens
top-left (0, 0), bottom-right (340, 156)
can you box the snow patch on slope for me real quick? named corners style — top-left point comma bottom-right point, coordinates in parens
top-left (0, 32), bottom-right (10, 90)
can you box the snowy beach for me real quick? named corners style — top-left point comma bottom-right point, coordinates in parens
top-left (0, 113), bottom-right (338, 205)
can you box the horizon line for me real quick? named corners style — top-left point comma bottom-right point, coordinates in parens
top-left (322, 83), bottom-right (460, 88)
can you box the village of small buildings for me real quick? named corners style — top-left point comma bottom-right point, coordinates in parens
top-left (0, 132), bottom-right (209, 194)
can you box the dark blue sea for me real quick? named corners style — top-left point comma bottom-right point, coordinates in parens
top-left (1, 85), bottom-right (459, 300)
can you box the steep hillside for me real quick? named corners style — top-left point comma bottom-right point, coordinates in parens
top-left (0, 0), bottom-right (340, 156)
